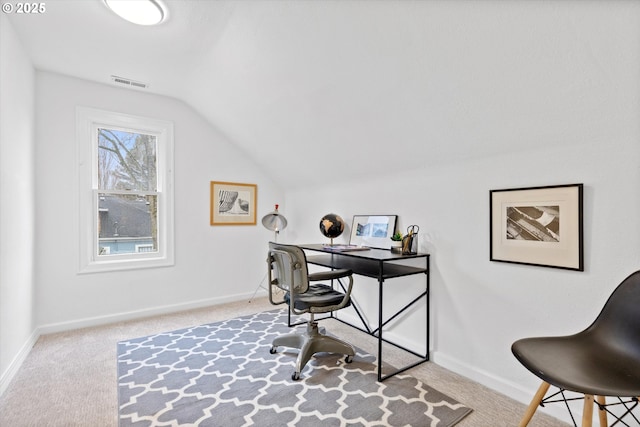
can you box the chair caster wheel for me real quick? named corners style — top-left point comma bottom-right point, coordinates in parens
top-left (269, 346), bottom-right (277, 354)
top-left (292, 372), bottom-right (301, 381)
top-left (345, 355), bottom-right (354, 364)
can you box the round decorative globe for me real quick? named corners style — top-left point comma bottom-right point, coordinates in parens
top-left (319, 213), bottom-right (345, 239)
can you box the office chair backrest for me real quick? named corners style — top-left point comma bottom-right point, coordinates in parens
top-left (268, 242), bottom-right (309, 294)
top-left (586, 270), bottom-right (640, 358)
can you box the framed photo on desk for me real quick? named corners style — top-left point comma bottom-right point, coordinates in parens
top-left (349, 215), bottom-right (397, 249)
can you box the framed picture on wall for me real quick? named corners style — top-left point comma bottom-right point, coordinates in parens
top-left (210, 181), bottom-right (257, 225)
top-left (349, 215), bottom-right (398, 249)
top-left (490, 183), bottom-right (583, 271)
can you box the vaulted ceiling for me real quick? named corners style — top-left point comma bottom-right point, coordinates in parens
top-left (7, 0), bottom-right (633, 188)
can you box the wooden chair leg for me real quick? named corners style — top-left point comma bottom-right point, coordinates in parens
top-left (582, 394), bottom-right (594, 427)
top-left (519, 381), bottom-right (550, 427)
top-left (595, 395), bottom-right (608, 427)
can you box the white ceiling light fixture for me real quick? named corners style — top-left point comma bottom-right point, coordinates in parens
top-left (104, 0), bottom-right (167, 26)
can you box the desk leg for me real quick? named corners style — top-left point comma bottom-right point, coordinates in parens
top-left (426, 259), bottom-right (430, 363)
top-left (377, 277), bottom-right (384, 382)
top-left (376, 263), bottom-right (430, 382)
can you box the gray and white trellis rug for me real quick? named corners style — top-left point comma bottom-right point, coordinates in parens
top-left (117, 309), bottom-right (472, 426)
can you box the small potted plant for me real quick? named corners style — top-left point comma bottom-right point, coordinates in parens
top-left (390, 232), bottom-right (403, 252)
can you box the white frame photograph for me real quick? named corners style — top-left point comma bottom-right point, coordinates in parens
top-left (349, 215), bottom-right (398, 249)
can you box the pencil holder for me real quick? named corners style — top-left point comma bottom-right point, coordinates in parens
top-left (402, 233), bottom-right (417, 255)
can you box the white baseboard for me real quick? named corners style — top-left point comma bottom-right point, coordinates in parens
top-left (37, 291), bottom-right (259, 335)
top-left (0, 328), bottom-right (40, 397)
top-left (335, 311), bottom-right (427, 355)
top-left (336, 311), bottom-right (574, 424)
top-left (0, 291), bottom-right (260, 398)
top-left (432, 350), bottom-right (576, 425)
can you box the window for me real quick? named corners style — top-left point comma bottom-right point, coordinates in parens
top-left (77, 107), bottom-right (174, 273)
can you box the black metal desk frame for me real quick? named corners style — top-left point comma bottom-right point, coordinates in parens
top-left (297, 244), bottom-right (430, 382)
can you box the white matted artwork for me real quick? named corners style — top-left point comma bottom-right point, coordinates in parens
top-left (349, 215), bottom-right (398, 249)
top-left (490, 183), bottom-right (583, 271)
top-left (210, 181), bottom-right (257, 225)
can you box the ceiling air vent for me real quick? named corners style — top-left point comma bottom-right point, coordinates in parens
top-left (110, 75), bottom-right (148, 89)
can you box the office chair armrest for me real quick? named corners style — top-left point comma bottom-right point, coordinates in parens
top-left (308, 269), bottom-right (353, 282)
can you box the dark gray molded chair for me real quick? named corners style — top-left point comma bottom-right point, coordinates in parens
top-left (267, 242), bottom-right (355, 380)
top-left (512, 270), bottom-right (640, 427)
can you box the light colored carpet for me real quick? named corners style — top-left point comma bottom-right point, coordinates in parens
top-left (0, 297), bottom-right (568, 426)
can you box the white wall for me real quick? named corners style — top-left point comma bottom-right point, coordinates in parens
top-left (34, 72), bottom-right (284, 331)
top-left (0, 14), bottom-right (36, 394)
top-left (282, 5), bottom-right (640, 422)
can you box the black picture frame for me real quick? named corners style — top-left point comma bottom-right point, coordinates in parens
top-left (490, 184), bottom-right (584, 271)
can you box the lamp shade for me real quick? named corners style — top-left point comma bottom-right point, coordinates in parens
top-left (262, 204), bottom-right (288, 232)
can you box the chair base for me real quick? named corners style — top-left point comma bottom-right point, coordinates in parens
top-left (519, 381), bottom-right (640, 427)
top-left (270, 320), bottom-right (355, 380)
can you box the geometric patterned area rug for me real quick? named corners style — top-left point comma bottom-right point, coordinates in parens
top-left (117, 309), bottom-right (472, 427)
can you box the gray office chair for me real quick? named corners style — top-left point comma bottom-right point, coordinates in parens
top-left (266, 242), bottom-right (355, 380)
top-left (512, 270), bottom-right (640, 427)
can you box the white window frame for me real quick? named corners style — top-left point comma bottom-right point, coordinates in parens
top-left (77, 107), bottom-right (174, 273)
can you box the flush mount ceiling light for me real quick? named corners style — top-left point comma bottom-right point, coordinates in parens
top-left (104, 0), bottom-right (166, 26)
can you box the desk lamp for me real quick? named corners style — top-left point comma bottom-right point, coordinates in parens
top-left (261, 204), bottom-right (288, 242)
